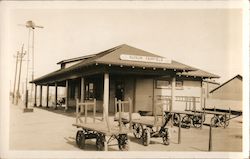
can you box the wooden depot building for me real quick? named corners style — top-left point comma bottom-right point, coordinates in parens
top-left (30, 44), bottom-right (219, 114)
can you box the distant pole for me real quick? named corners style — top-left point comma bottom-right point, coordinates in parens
top-left (15, 44), bottom-right (26, 105)
top-left (30, 29), bottom-right (35, 105)
top-left (12, 51), bottom-right (19, 104)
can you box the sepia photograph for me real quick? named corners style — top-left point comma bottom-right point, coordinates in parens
top-left (0, 0), bottom-right (249, 158)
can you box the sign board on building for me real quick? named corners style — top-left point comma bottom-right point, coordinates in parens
top-left (120, 54), bottom-right (171, 64)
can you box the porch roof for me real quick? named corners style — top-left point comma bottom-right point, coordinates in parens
top-left (31, 44), bottom-right (218, 85)
top-left (177, 69), bottom-right (220, 78)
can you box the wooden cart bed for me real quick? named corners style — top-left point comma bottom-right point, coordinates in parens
top-left (72, 123), bottom-right (131, 136)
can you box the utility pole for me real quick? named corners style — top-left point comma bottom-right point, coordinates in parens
top-left (12, 51), bottom-right (19, 104)
top-left (15, 44), bottom-right (26, 105)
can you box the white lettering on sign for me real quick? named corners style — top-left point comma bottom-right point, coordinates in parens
top-left (120, 54), bottom-right (171, 63)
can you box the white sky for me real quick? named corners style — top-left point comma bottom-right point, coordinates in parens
top-left (7, 7), bottom-right (242, 87)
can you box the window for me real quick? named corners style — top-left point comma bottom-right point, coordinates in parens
top-left (85, 82), bottom-right (95, 100)
top-left (156, 79), bottom-right (183, 89)
top-left (156, 80), bottom-right (171, 89)
top-left (176, 80), bottom-right (183, 89)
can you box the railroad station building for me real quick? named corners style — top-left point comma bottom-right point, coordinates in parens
top-left (31, 44), bottom-right (219, 114)
top-left (207, 74), bottom-right (242, 111)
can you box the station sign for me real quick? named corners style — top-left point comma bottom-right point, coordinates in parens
top-left (120, 54), bottom-right (171, 64)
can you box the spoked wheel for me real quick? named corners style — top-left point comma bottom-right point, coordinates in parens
top-left (96, 133), bottom-right (105, 151)
top-left (220, 115), bottom-right (230, 128)
top-left (172, 113), bottom-right (181, 126)
top-left (132, 123), bottom-right (143, 139)
top-left (76, 130), bottom-right (85, 149)
top-left (181, 115), bottom-right (192, 129)
top-left (211, 116), bottom-right (220, 127)
top-left (162, 128), bottom-right (170, 145)
top-left (192, 115), bottom-right (202, 128)
top-left (142, 128), bottom-right (150, 146)
top-left (118, 134), bottom-right (129, 151)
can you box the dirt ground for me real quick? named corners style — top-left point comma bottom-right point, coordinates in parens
top-left (9, 103), bottom-right (242, 152)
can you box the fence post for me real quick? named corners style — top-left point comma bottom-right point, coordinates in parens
top-left (208, 120), bottom-right (213, 151)
top-left (178, 118), bottom-right (181, 144)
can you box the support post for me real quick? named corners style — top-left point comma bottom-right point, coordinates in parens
top-left (55, 83), bottom-right (58, 108)
top-left (39, 85), bottom-right (42, 107)
top-left (81, 77), bottom-right (85, 102)
top-left (93, 99), bottom-right (96, 123)
top-left (114, 98), bottom-right (117, 114)
top-left (103, 73), bottom-right (110, 132)
top-left (25, 90), bottom-right (28, 108)
top-left (200, 81), bottom-right (203, 110)
top-left (118, 100), bottom-right (122, 131)
top-left (103, 73), bottom-right (109, 120)
top-left (46, 84), bottom-right (49, 108)
top-left (65, 80), bottom-right (69, 110)
top-left (76, 99), bottom-right (79, 124)
top-left (34, 84), bottom-right (37, 107)
top-left (85, 103), bottom-right (87, 123)
top-left (171, 76), bottom-right (176, 111)
top-left (129, 98), bottom-right (132, 130)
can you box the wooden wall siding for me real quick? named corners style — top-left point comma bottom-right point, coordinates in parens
top-left (135, 78), bottom-right (153, 112)
top-left (209, 78), bottom-right (242, 100)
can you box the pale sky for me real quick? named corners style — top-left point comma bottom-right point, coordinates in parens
top-left (8, 8), bottom-right (242, 86)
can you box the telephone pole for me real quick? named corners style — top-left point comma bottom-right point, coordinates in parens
top-left (12, 51), bottom-right (19, 104)
top-left (15, 44), bottom-right (26, 105)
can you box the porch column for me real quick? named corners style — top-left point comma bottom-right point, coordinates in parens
top-left (200, 81), bottom-right (203, 110)
top-left (171, 76), bottom-right (176, 111)
top-left (34, 84), bottom-right (37, 107)
top-left (65, 80), bottom-right (69, 110)
top-left (46, 84), bottom-right (49, 108)
top-left (103, 73), bottom-right (109, 119)
top-left (81, 77), bottom-right (85, 102)
top-left (39, 85), bottom-right (42, 107)
top-left (55, 83), bottom-right (58, 107)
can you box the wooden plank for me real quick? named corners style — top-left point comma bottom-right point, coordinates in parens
top-left (165, 110), bottom-right (198, 115)
top-left (132, 118), bottom-right (162, 127)
top-left (72, 123), bottom-right (131, 136)
top-left (194, 110), bottom-right (226, 115)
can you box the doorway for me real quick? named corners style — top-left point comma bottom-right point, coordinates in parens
top-left (115, 80), bottom-right (125, 101)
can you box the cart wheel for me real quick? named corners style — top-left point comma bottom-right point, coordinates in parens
top-left (142, 128), bottom-right (150, 146)
top-left (118, 134), bottom-right (129, 151)
top-left (181, 115), bottom-right (191, 129)
top-left (132, 123), bottom-right (143, 139)
top-left (96, 133), bottom-right (105, 151)
top-left (192, 115), bottom-right (202, 128)
top-left (172, 113), bottom-right (181, 126)
top-left (220, 115), bottom-right (230, 128)
top-left (162, 128), bottom-right (170, 145)
top-left (76, 130), bottom-right (85, 149)
top-left (211, 116), bottom-right (220, 127)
